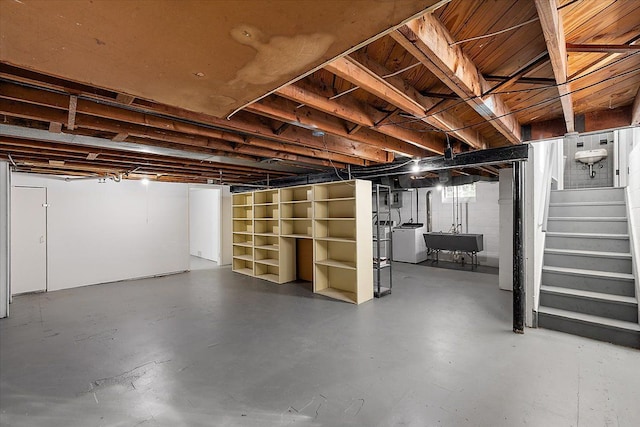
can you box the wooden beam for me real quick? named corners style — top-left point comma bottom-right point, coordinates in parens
top-left (48, 122), bottom-right (62, 133)
top-left (633, 87), bottom-right (640, 125)
top-left (0, 82), bottom-right (373, 165)
top-left (67, 95), bottom-right (77, 130)
top-left (392, 15), bottom-right (522, 144)
top-left (86, 153), bottom-right (99, 160)
top-left (325, 55), bottom-right (426, 118)
top-left (277, 83), bottom-right (445, 154)
top-left (0, 98), bottom-right (360, 167)
top-left (246, 96), bottom-right (427, 158)
top-left (0, 135), bottom-right (292, 177)
top-left (534, 0), bottom-right (575, 133)
top-left (348, 52), bottom-right (486, 149)
top-left (566, 44), bottom-right (640, 53)
top-left (277, 83), bottom-right (376, 127)
top-left (326, 53), bottom-right (486, 149)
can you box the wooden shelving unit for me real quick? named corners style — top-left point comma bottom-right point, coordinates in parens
top-left (232, 192), bottom-right (254, 277)
top-left (231, 180), bottom-right (372, 304)
top-left (312, 180), bottom-right (372, 304)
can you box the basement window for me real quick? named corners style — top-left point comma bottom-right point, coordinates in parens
top-left (442, 183), bottom-right (476, 203)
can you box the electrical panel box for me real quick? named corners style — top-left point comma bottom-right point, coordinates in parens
top-left (383, 191), bottom-right (403, 208)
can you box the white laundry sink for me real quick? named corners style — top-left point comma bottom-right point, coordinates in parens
top-left (575, 148), bottom-right (608, 165)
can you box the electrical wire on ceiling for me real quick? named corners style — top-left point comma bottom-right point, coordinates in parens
top-left (384, 65), bottom-right (640, 135)
top-left (449, 17), bottom-right (540, 46)
top-left (377, 50), bottom-right (640, 130)
top-left (329, 61), bottom-right (422, 101)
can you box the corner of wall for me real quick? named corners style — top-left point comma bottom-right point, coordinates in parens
top-left (0, 162), bottom-right (10, 318)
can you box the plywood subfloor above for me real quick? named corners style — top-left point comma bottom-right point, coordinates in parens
top-left (0, 0), bottom-right (440, 118)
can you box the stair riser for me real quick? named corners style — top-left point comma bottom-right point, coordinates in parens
top-left (544, 253), bottom-right (632, 274)
top-left (540, 291), bottom-right (638, 322)
top-left (547, 220), bottom-right (628, 234)
top-left (550, 188), bottom-right (625, 203)
top-left (545, 236), bottom-right (630, 252)
top-left (542, 271), bottom-right (635, 296)
top-left (538, 313), bottom-right (640, 348)
top-left (548, 204), bottom-right (626, 217)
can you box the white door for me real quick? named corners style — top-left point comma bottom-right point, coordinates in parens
top-left (11, 186), bottom-right (47, 295)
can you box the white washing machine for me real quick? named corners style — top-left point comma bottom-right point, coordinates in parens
top-left (392, 223), bottom-right (428, 263)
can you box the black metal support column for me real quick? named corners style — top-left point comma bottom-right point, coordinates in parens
top-left (513, 161), bottom-right (525, 334)
top-left (512, 161), bottom-right (525, 333)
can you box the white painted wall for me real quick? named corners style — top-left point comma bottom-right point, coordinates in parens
top-left (220, 186), bottom-right (232, 266)
top-left (11, 174), bottom-right (189, 291)
top-left (626, 128), bottom-right (640, 321)
top-left (498, 168), bottom-right (513, 291)
top-left (189, 188), bottom-right (220, 262)
top-left (396, 181), bottom-right (501, 267)
top-left (526, 139), bottom-right (563, 325)
top-left (0, 162), bottom-right (10, 318)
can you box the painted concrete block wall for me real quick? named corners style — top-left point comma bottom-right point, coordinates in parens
top-left (189, 188), bottom-right (220, 262)
top-left (564, 131), bottom-right (614, 188)
top-left (396, 181), bottom-right (500, 267)
top-left (11, 174), bottom-right (190, 291)
top-left (0, 162), bottom-right (9, 318)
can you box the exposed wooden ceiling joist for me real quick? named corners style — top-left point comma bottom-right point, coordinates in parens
top-left (1, 1), bottom-right (638, 185)
top-left (276, 82), bottom-right (447, 155)
top-left (392, 14), bottom-right (522, 144)
top-left (632, 89), bottom-right (640, 126)
top-left (331, 52), bottom-right (487, 150)
top-left (0, 82), bottom-right (372, 166)
top-left (534, 0), bottom-right (575, 133)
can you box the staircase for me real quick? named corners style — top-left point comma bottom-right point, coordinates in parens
top-left (538, 187), bottom-right (640, 348)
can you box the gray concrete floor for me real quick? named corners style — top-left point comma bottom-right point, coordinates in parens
top-left (1, 263), bottom-right (639, 427)
top-left (189, 255), bottom-right (218, 271)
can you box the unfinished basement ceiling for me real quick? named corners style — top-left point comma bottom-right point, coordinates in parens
top-left (0, 0), bottom-right (639, 184)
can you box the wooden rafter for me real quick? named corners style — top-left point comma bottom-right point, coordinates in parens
top-left (632, 87), bottom-right (640, 125)
top-left (324, 53), bottom-right (486, 149)
top-left (392, 14), bottom-right (522, 144)
top-left (0, 98), bottom-right (357, 168)
top-left (246, 96), bottom-right (419, 158)
top-left (0, 82), bottom-right (374, 165)
top-left (325, 56), bottom-right (426, 117)
top-left (276, 83), bottom-right (445, 154)
top-left (534, 0), bottom-right (575, 133)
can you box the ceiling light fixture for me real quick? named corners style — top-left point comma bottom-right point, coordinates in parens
top-left (141, 178), bottom-right (149, 185)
